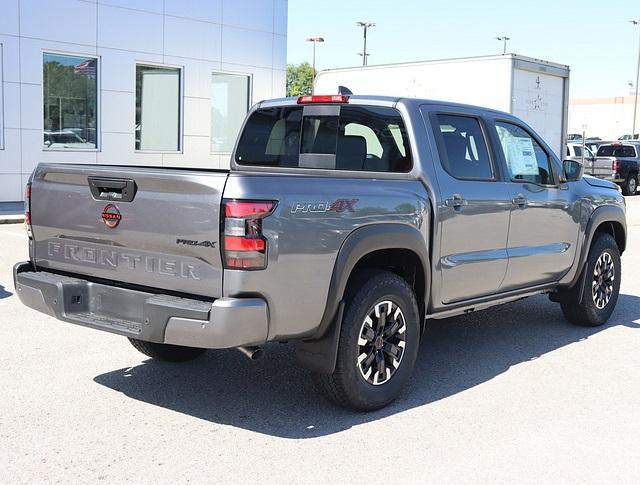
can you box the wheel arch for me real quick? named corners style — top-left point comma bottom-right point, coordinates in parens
top-left (561, 204), bottom-right (626, 289)
top-left (295, 223), bottom-right (430, 374)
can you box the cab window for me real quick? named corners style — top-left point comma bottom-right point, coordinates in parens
top-left (495, 121), bottom-right (555, 185)
top-left (433, 114), bottom-right (494, 180)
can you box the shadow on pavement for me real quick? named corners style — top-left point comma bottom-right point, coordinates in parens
top-left (0, 285), bottom-right (12, 299)
top-left (94, 293), bottom-right (640, 439)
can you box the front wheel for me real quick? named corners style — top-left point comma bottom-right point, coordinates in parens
top-left (560, 232), bottom-right (621, 327)
top-left (313, 270), bottom-right (420, 411)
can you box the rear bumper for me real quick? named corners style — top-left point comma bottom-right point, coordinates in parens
top-left (13, 262), bottom-right (269, 349)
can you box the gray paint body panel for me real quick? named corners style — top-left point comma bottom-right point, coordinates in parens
top-left (19, 95), bottom-right (627, 351)
top-left (30, 164), bottom-right (227, 298)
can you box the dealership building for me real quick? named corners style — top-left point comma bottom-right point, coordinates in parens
top-left (568, 95), bottom-right (639, 140)
top-left (0, 0), bottom-right (287, 202)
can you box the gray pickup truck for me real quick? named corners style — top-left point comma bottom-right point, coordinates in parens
top-left (14, 95), bottom-right (627, 411)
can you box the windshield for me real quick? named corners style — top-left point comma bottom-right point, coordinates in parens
top-left (235, 105), bottom-right (412, 173)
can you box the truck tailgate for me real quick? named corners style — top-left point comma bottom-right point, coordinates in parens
top-left (587, 157), bottom-right (614, 178)
top-left (30, 164), bottom-right (228, 299)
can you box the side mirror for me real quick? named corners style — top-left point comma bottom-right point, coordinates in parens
top-left (563, 159), bottom-right (584, 182)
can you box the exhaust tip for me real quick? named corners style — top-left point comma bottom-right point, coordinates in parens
top-left (237, 345), bottom-right (264, 361)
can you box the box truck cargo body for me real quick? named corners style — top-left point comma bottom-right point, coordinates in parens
top-left (314, 54), bottom-right (570, 158)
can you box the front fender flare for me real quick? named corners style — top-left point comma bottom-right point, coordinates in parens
top-left (560, 204), bottom-right (626, 289)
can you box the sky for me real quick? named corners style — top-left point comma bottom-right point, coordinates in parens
top-left (287, 0), bottom-right (640, 99)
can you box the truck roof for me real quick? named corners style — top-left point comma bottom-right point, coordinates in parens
top-left (257, 94), bottom-right (518, 119)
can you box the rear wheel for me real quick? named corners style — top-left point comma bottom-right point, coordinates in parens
top-left (623, 173), bottom-right (637, 196)
top-left (128, 338), bottom-right (207, 362)
top-left (559, 232), bottom-right (621, 327)
top-left (313, 270), bottom-right (420, 411)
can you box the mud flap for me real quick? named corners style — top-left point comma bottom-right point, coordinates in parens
top-left (294, 301), bottom-right (345, 374)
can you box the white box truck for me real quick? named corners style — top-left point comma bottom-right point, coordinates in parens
top-left (314, 54), bottom-right (570, 158)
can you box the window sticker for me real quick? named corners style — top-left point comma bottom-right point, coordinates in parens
top-left (503, 136), bottom-right (538, 176)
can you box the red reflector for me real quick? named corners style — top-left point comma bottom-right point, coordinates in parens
top-left (224, 236), bottom-right (265, 252)
top-left (297, 94), bottom-right (349, 104)
top-left (25, 211), bottom-right (31, 225)
top-left (225, 257), bottom-right (265, 269)
top-left (225, 201), bottom-right (274, 218)
top-left (25, 184), bottom-right (32, 199)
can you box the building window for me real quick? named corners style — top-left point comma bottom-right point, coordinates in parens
top-left (136, 64), bottom-right (181, 151)
top-left (211, 72), bottom-right (250, 153)
top-left (0, 43), bottom-right (4, 150)
top-left (43, 53), bottom-right (98, 149)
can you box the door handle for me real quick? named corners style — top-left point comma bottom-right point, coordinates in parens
top-left (512, 195), bottom-right (527, 208)
top-left (444, 196), bottom-right (468, 211)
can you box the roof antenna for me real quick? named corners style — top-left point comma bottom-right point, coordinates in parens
top-left (338, 85), bottom-right (353, 95)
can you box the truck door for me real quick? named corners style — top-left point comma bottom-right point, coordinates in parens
top-left (425, 109), bottom-right (511, 304)
top-left (489, 119), bottom-right (580, 290)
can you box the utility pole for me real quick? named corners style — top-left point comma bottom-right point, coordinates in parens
top-left (631, 20), bottom-right (640, 138)
top-left (495, 36), bottom-right (510, 55)
top-left (305, 37), bottom-right (324, 94)
top-left (356, 21), bottom-right (375, 66)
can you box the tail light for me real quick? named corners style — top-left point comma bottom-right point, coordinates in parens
top-left (612, 159), bottom-right (620, 172)
top-left (24, 182), bottom-right (32, 238)
top-left (222, 200), bottom-right (276, 270)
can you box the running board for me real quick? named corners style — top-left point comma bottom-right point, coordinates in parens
top-left (426, 283), bottom-right (556, 320)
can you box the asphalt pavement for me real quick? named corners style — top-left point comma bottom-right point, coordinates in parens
top-left (2, 198), bottom-right (640, 483)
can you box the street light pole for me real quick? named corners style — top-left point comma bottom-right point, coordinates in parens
top-left (631, 20), bottom-right (640, 138)
top-left (356, 22), bottom-right (375, 66)
top-left (495, 36), bottom-right (510, 55)
top-left (305, 37), bottom-right (324, 93)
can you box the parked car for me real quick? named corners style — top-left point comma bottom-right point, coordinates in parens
top-left (585, 140), bottom-right (611, 155)
top-left (15, 95), bottom-right (627, 411)
top-left (566, 143), bottom-right (596, 163)
top-left (567, 133), bottom-right (583, 141)
top-left (43, 130), bottom-right (95, 149)
top-left (587, 142), bottom-right (640, 195)
top-left (618, 134), bottom-right (639, 141)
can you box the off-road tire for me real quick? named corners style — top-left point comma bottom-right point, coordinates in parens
top-left (128, 338), bottom-right (207, 362)
top-left (560, 232), bottom-right (621, 327)
top-left (313, 270), bottom-right (420, 411)
top-left (623, 173), bottom-right (637, 196)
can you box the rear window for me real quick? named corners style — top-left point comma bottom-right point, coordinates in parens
top-left (597, 145), bottom-right (637, 158)
top-left (235, 105), bottom-right (412, 172)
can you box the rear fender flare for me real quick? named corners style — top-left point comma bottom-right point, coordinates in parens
top-left (295, 223), bottom-right (430, 374)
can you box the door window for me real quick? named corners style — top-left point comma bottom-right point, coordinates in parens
top-left (495, 121), bottom-right (555, 185)
top-left (433, 114), bottom-right (494, 180)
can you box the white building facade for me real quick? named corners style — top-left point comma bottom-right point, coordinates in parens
top-left (568, 96), bottom-right (639, 140)
top-left (0, 0), bottom-right (287, 202)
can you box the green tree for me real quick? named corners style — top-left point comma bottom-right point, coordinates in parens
top-left (286, 62), bottom-right (314, 97)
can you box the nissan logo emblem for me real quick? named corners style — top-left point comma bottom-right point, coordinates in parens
top-left (101, 204), bottom-right (122, 229)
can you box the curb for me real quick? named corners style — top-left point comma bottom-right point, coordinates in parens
top-left (0, 215), bottom-right (25, 224)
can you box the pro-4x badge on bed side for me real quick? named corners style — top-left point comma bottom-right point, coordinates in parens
top-left (291, 198), bottom-right (359, 214)
top-left (101, 204), bottom-right (121, 228)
